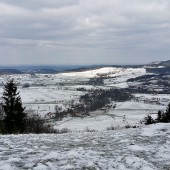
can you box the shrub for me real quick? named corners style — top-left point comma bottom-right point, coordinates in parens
top-left (60, 128), bottom-right (70, 133)
top-left (144, 115), bottom-right (155, 125)
top-left (106, 125), bottom-right (116, 131)
top-left (22, 83), bottom-right (30, 88)
top-left (85, 127), bottom-right (96, 132)
top-left (125, 124), bottom-right (131, 128)
top-left (25, 110), bottom-right (56, 134)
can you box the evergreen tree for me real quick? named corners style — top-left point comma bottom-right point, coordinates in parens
top-left (2, 79), bottom-right (26, 134)
top-left (165, 102), bottom-right (170, 115)
top-left (163, 102), bottom-right (170, 122)
top-left (157, 110), bottom-right (162, 122)
top-left (145, 115), bottom-right (154, 125)
top-left (0, 103), bottom-right (5, 133)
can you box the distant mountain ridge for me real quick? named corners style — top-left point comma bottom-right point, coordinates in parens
top-left (161, 60), bottom-right (170, 67)
top-left (0, 60), bottom-right (169, 74)
top-left (0, 65), bottom-right (83, 74)
top-left (147, 60), bottom-right (170, 67)
top-left (145, 60), bottom-right (170, 74)
top-left (0, 69), bottom-right (22, 74)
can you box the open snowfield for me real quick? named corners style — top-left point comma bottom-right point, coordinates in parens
top-left (0, 66), bottom-right (169, 130)
top-left (0, 123), bottom-right (170, 170)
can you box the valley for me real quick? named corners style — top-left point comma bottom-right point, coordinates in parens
top-left (0, 62), bottom-right (169, 131)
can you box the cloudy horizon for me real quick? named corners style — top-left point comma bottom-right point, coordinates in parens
top-left (0, 0), bottom-right (170, 65)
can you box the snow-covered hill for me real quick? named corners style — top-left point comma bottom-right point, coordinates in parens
top-left (61, 67), bottom-right (146, 78)
top-left (0, 123), bottom-right (170, 170)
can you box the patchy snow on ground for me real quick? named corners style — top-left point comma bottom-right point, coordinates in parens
top-left (0, 123), bottom-right (170, 170)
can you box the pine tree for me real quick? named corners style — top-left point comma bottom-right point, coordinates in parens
top-left (164, 102), bottom-right (170, 122)
top-left (2, 79), bottom-right (26, 134)
top-left (157, 110), bottom-right (162, 122)
top-left (145, 115), bottom-right (154, 125)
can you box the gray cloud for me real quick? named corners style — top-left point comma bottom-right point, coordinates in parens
top-left (0, 0), bottom-right (170, 65)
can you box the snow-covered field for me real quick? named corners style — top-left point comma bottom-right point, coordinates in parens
top-left (56, 101), bottom-right (166, 131)
top-left (0, 123), bottom-right (170, 169)
top-left (0, 66), bottom-right (169, 130)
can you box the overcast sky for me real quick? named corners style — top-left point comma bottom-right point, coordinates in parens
top-left (0, 0), bottom-right (170, 65)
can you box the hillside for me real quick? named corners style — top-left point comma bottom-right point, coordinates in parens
top-left (0, 64), bottom-right (169, 131)
top-left (0, 123), bottom-right (170, 169)
top-left (0, 62), bottom-right (170, 169)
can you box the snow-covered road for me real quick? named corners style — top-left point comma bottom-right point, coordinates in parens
top-left (0, 123), bottom-right (170, 170)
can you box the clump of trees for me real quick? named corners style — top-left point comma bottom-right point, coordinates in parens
top-left (144, 115), bottom-right (155, 125)
top-left (50, 88), bottom-right (132, 120)
top-left (64, 88), bottom-right (132, 118)
top-left (88, 78), bottom-right (104, 86)
top-left (0, 79), bottom-right (55, 134)
top-left (53, 105), bottom-right (67, 120)
top-left (144, 103), bottom-right (170, 125)
top-left (156, 103), bottom-right (170, 123)
top-left (25, 110), bottom-right (55, 134)
top-left (79, 88), bottom-right (132, 112)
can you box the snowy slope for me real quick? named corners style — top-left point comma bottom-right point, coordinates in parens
top-left (55, 101), bottom-right (166, 131)
top-left (0, 123), bottom-right (170, 169)
top-left (61, 67), bottom-right (147, 88)
top-left (61, 67), bottom-right (146, 79)
top-left (61, 67), bottom-right (120, 78)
